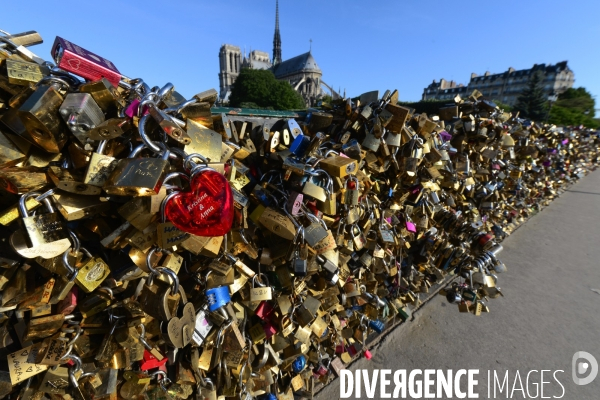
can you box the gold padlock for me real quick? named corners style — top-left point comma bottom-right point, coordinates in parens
top-left (103, 144), bottom-right (171, 196)
top-left (18, 80), bottom-right (69, 153)
top-left (84, 139), bottom-right (119, 186)
top-left (10, 192), bottom-right (72, 259)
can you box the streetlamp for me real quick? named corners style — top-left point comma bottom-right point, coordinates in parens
top-left (545, 93), bottom-right (558, 123)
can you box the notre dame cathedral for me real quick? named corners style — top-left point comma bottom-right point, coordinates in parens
top-left (218, 1), bottom-right (339, 107)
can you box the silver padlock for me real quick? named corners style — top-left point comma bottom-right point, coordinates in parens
top-left (302, 170), bottom-right (332, 202)
top-left (59, 93), bottom-right (105, 145)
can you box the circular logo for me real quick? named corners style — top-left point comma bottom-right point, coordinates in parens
top-left (85, 262), bottom-right (106, 282)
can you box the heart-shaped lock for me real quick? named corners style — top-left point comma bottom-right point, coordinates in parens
top-left (165, 302), bottom-right (195, 348)
top-left (164, 168), bottom-right (234, 237)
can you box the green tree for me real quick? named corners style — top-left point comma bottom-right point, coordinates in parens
top-left (320, 94), bottom-right (333, 104)
top-left (493, 100), bottom-right (512, 112)
top-left (228, 68), bottom-right (305, 110)
top-left (548, 87), bottom-right (599, 128)
top-left (513, 71), bottom-right (548, 121)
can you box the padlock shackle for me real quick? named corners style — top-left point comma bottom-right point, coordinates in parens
top-left (145, 247), bottom-right (160, 274)
top-left (66, 355), bottom-right (83, 388)
top-left (293, 226), bottom-right (305, 245)
top-left (156, 266), bottom-right (179, 296)
top-left (155, 142), bottom-right (171, 161)
top-left (63, 323), bottom-right (82, 348)
top-left (176, 98), bottom-right (198, 114)
top-left (190, 165), bottom-right (217, 178)
top-left (184, 153), bottom-right (208, 171)
top-left (157, 82), bottom-right (174, 101)
top-left (200, 377), bottom-right (214, 391)
top-left (138, 114), bottom-right (163, 153)
top-left (131, 78), bottom-right (152, 95)
top-left (160, 191), bottom-right (180, 223)
top-left (61, 249), bottom-right (79, 281)
top-left (128, 143), bottom-right (147, 158)
top-left (38, 75), bottom-right (72, 91)
top-left (252, 273), bottom-right (269, 288)
top-left (96, 140), bottom-right (108, 155)
top-left (18, 191), bottom-right (53, 217)
top-left (310, 169), bottom-right (333, 195)
top-left (96, 286), bottom-right (114, 300)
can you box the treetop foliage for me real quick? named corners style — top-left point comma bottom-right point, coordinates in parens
top-left (228, 68), bottom-right (305, 110)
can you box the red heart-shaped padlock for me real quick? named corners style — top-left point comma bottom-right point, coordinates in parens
top-left (164, 169), bottom-right (234, 237)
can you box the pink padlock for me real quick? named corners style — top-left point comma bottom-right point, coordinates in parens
top-left (286, 191), bottom-right (304, 216)
top-left (51, 36), bottom-right (121, 87)
top-left (125, 98), bottom-right (151, 118)
top-left (263, 322), bottom-right (277, 339)
top-left (347, 345), bottom-right (358, 357)
top-left (314, 364), bottom-right (329, 376)
top-left (56, 286), bottom-right (78, 315)
top-left (363, 349), bottom-right (373, 360)
top-left (255, 301), bottom-right (275, 320)
top-left (406, 221), bottom-right (417, 233)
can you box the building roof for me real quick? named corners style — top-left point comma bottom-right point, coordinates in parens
top-left (272, 51), bottom-right (321, 78)
top-left (250, 59), bottom-right (272, 70)
top-left (470, 61), bottom-right (571, 83)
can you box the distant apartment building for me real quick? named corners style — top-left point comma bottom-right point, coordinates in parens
top-left (422, 61), bottom-right (574, 106)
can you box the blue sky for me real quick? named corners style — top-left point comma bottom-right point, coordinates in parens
top-left (3, 0), bottom-right (599, 104)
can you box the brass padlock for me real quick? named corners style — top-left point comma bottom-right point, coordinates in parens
top-left (5, 58), bottom-right (49, 86)
top-left (10, 192), bottom-right (72, 259)
top-left (47, 166), bottom-right (101, 196)
top-left (103, 144), bottom-right (171, 196)
top-left (83, 140), bottom-right (118, 187)
top-left (79, 77), bottom-right (123, 115)
top-left (318, 153), bottom-right (357, 178)
top-left (74, 248), bottom-right (110, 293)
top-left (257, 206), bottom-right (297, 240)
top-left (317, 175), bottom-right (337, 215)
top-left (147, 100), bottom-right (190, 145)
top-left (250, 274), bottom-right (273, 302)
top-left (17, 78), bottom-right (69, 153)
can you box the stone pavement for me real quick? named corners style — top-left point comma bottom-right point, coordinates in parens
top-left (316, 170), bottom-right (600, 399)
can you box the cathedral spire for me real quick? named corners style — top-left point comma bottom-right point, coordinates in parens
top-left (272, 0), bottom-right (282, 65)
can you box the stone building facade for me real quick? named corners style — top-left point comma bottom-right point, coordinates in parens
top-left (272, 51), bottom-right (324, 107)
top-left (218, 46), bottom-right (272, 102)
top-left (218, 1), bottom-right (337, 106)
top-left (422, 61), bottom-right (574, 106)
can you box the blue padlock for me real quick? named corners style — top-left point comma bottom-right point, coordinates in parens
top-left (258, 394), bottom-right (277, 400)
top-left (290, 134), bottom-right (310, 156)
top-left (368, 319), bottom-right (385, 334)
top-left (292, 355), bottom-right (306, 373)
top-left (206, 286), bottom-right (231, 312)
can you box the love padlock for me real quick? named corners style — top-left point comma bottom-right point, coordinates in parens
top-left (165, 156), bottom-right (234, 236)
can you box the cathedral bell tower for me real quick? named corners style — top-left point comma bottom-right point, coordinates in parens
top-left (272, 0), bottom-right (282, 65)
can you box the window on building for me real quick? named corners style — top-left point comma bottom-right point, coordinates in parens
top-left (229, 53), bottom-right (233, 72)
